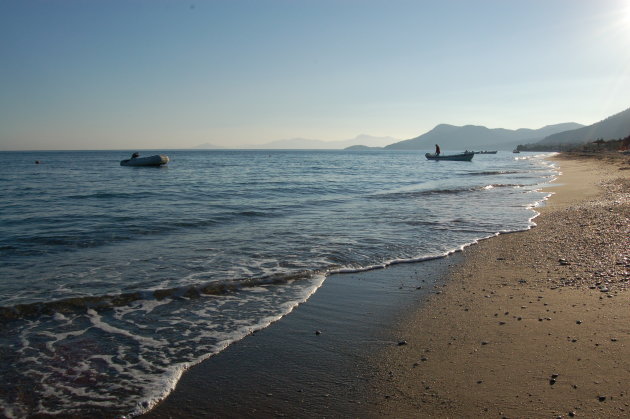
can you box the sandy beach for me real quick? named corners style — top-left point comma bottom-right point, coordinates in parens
top-left (369, 153), bottom-right (629, 418)
top-left (143, 152), bottom-right (629, 419)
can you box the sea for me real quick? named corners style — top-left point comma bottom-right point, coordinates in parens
top-left (0, 149), bottom-right (557, 418)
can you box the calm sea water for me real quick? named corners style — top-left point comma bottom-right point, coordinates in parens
top-left (0, 149), bottom-right (556, 417)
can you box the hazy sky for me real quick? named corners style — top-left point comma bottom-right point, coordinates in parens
top-left (2, 0), bottom-right (630, 150)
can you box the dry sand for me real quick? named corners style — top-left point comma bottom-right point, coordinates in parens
top-left (368, 153), bottom-right (630, 418)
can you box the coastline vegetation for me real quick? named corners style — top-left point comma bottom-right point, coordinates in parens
top-left (516, 134), bottom-right (630, 153)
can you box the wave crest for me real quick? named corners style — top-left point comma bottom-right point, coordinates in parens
top-left (0, 271), bottom-right (314, 323)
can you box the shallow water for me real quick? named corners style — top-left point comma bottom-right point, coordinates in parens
top-left (0, 149), bottom-right (556, 417)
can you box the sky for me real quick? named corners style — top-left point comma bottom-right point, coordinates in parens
top-left (1, 0), bottom-right (630, 151)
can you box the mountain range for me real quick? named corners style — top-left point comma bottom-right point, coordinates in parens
top-left (193, 106), bottom-right (630, 151)
top-left (534, 107), bottom-right (630, 146)
top-left (383, 107), bottom-right (630, 151)
top-left (384, 122), bottom-right (584, 151)
top-left (193, 134), bottom-right (398, 150)
top-left (246, 134), bottom-right (398, 149)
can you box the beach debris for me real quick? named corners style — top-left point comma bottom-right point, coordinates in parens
top-left (413, 357), bottom-right (428, 366)
top-left (559, 258), bottom-right (571, 265)
top-left (598, 395), bottom-right (607, 402)
top-left (398, 340), bottom-right (408, 346)
top-left (315, 330), bottom-right (321, 335)
top-left (576, 320), bottom-right (582, 324)
top-left (568, 412), bottom-right (576, 417)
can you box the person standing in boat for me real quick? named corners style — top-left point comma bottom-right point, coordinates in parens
top-left (131, 152), bottom-right (139, 159)
top-left (435, 144), bottom-right (441, 156)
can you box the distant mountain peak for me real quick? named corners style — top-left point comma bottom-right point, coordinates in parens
top-left (242, 134), bottom-right (400, 149)
top-left (193, 142), bottom-right (224, 149)
top-left (434, 123), bottom-right (458, 131)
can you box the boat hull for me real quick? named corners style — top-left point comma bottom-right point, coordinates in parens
top-left (120, 155), bottom-right (169, 167)
top-left (425, 152), bottom-right (474, 161)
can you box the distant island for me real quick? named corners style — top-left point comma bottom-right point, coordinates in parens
top-left (344, 145), bottom-right (383, 151)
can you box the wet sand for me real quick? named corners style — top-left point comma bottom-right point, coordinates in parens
top-left (141, 254), bottom-right (462, 419)
top-left (143, 152), bottom-right (629, 418)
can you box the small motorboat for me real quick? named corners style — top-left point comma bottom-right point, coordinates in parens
top-left (425, 151), bottom-right (474, 161)
top-left (120, 154), bottom-right (169, 167)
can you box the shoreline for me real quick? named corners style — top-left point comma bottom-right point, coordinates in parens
top-left (141, 251), bottom-right (463, 418)
top-left (142, 152), bottom-right (629, 418)
top-left (368, 153), bottom-right (629, 418)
